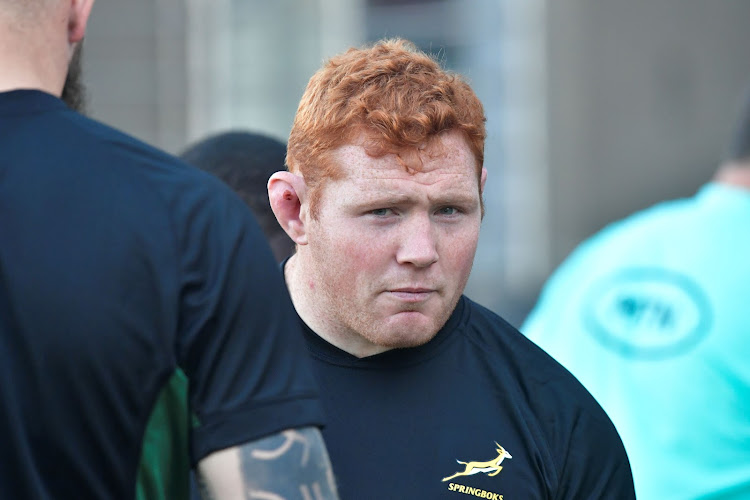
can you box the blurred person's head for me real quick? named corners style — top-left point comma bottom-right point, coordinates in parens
top-left (0, 0), bottom-right (94, 104)
top-left (180, 131), bottom-right (295, 262)
top-left (716, 84), bottom-right (750, 187)
top-left (725, 87), bottom-right (750, 165)
top-left (269, 38), bottom-right (488, 357)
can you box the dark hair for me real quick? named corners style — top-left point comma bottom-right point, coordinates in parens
top-left (179, 131), bottom-right (295, 262)
top-left (61, 43), bottom-right (87, 113)
top-left (726, 87), bottom-right (750, 163)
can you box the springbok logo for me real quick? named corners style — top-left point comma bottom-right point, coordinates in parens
top-left (442, 442), bottom-right (512, 482)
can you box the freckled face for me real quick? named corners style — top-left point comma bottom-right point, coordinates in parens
top-left (304, 131), bottom-right (484, 353)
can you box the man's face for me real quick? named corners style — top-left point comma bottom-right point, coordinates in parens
top-left (304, 130), bottom-right (485, 355)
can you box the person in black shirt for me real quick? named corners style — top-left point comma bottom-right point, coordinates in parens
top-left (268, 38), bottom-right (636, 499)
top-left (0, 1), bottom-right (337, 499)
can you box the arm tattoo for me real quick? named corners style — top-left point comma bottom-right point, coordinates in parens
top-left (241, 427), bottom-right (338, 499)
top-left (198, 426), bottom-right (339, 500)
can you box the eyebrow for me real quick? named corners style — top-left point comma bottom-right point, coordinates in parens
top-left (354, 191), bottom-right (479, 208)
top-left (355, 193), bottom-right (412, 206)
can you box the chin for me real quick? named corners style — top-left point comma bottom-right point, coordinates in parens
top-left (371, 324), bottom-right (440, 350)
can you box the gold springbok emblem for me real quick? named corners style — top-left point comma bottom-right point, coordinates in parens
top-left (441, 442), bottom-right (512, 482)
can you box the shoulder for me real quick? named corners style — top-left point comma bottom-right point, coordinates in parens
top-left (463, 296), bottom-right (625, 444)
top-left (462, 298), bottom-right (597, 403)
top-left (61, 110), bottom-right (252, 222)
top-left (6, 94), bottom-right (230, 204)
top-left (62, 111), bottom-right (200, 180)
top-left (461, 298), bottom-right (559, 366)
top-left (461, 299), bottom-right (633, 494)
top-left (24, 108), bottom-right (267, 268)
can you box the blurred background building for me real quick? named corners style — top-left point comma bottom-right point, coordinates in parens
top-left (83, 0), bottom-right (750, 327)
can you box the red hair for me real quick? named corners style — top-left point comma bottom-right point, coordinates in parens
top-left (287, 38), bottom-right (487, 217)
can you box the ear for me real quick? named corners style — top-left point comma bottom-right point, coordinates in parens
top-left (480, 167), bottom-right (488, 193)
top-left (68, 0), bottom-right (96, 44)
top-left (268, 171), bottom-right (309, 246)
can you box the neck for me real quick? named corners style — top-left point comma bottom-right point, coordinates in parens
top-left (0, 18), bottom-right (68, 96)
top-left (713, 162), bottom-right (750, 190)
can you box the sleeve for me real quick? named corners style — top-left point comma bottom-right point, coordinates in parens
top-left (552, 397), bottom-right (636, 499)
top-left (172, 180), bottom-right (325, 464)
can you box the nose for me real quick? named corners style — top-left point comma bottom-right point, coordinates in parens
top-left (396, 214), bottom-right (439, 268)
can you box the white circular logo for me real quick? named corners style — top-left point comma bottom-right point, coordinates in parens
top-left (583, 268), bottom-right (712, 359)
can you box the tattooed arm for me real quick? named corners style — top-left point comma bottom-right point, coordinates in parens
top-left (196, 426), bottom-right (339, 500)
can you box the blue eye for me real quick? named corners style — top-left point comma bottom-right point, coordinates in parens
top-left (437, 207), bottom-right (458, 215)
top-left (371, 208), bottom-right (391, 216)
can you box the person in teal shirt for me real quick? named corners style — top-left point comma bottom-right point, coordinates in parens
top-left (523, 89), bottom-right (750, 499)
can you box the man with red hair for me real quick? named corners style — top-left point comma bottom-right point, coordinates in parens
top-left (269, 38), bottom-right (635, 499)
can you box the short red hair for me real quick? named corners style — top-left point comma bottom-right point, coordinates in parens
top-left (287, 38), bottom-right (487, 217)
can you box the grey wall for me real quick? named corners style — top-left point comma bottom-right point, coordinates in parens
top-left (84, 0), bottom-right (189, 154)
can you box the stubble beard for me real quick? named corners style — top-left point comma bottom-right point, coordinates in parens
top-left (314, 261), bottom-right (458, 352)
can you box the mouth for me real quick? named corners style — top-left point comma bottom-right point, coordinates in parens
top-left (387, 288), bottom-right (436, 303)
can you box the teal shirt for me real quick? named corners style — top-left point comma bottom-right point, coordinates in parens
top-left (523, 183), bottom-right (750, 499)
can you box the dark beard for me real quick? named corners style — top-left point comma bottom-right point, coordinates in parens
top-left (61, 44), bottom-right (87, 114)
